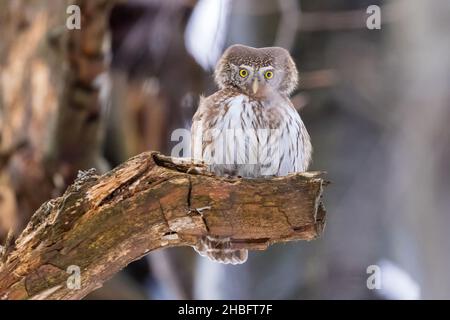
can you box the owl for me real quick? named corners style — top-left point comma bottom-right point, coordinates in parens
top-left (191, 44), bottom-right (312, 264)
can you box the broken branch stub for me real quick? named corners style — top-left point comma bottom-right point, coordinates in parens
top-left (0, 152), bottom-right (326, 300)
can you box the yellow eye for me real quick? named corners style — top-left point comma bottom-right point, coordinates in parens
top-left (239, 69), bottom-right (248, 78)
top-left (264, 71), bottom-right (274, 79)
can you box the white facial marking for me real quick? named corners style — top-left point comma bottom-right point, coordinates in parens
top-left (239, 64), bottom-right (254, 71)
top-left (259, 66), bottom-right (274, 72)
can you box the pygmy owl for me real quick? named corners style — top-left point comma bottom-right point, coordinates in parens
top-left (191, 44), bottom-right (312, 264)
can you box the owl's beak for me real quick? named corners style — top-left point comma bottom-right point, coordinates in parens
top-left (252, 78), bottom-right (259, 94)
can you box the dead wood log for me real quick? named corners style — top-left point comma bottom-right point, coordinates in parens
top-left (0, 152), bottom-right (326, 300)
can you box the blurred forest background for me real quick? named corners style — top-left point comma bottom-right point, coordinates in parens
top-left (1, 0), bottom-right (450, 299)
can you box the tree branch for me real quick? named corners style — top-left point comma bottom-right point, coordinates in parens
top-left (0, 152), bottom-right (326, 300)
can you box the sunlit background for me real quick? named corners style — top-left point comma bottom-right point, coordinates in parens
top-left (1, 0), bottom-right (449, 299)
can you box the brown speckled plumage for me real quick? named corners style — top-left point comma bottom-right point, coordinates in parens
top-left (191, 45), bottom-right (312, 264)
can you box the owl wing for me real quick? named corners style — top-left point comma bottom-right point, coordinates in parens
top-left (286, 100), bottom-right (312, 173)
top-left (191, 94), bottom-right (223, 165)
top-left (259, 99), bottom-right (312, 176)
top-left (190, 95), bottom-right (205, 162)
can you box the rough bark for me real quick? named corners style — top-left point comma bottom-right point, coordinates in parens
top-left (0, 152), bottom-right (326, 300)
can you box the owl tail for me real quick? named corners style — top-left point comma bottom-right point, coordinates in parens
top-left (194, 235), bottom-right (248, 265)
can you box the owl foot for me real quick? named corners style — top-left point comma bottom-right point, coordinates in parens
top-left (195, 235), bottom-right (248, 264)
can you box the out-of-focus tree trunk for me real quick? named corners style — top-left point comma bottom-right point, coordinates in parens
top-left (0, 0), bottom-right (114, 241)
top-left (0, 0), bottom-right (65, 237)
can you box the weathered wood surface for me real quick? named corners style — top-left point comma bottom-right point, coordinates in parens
top-left (0, 152), bottom-right (326, 300)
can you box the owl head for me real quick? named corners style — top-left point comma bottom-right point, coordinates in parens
top-left (214, 44), bottom-right (298, 97)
